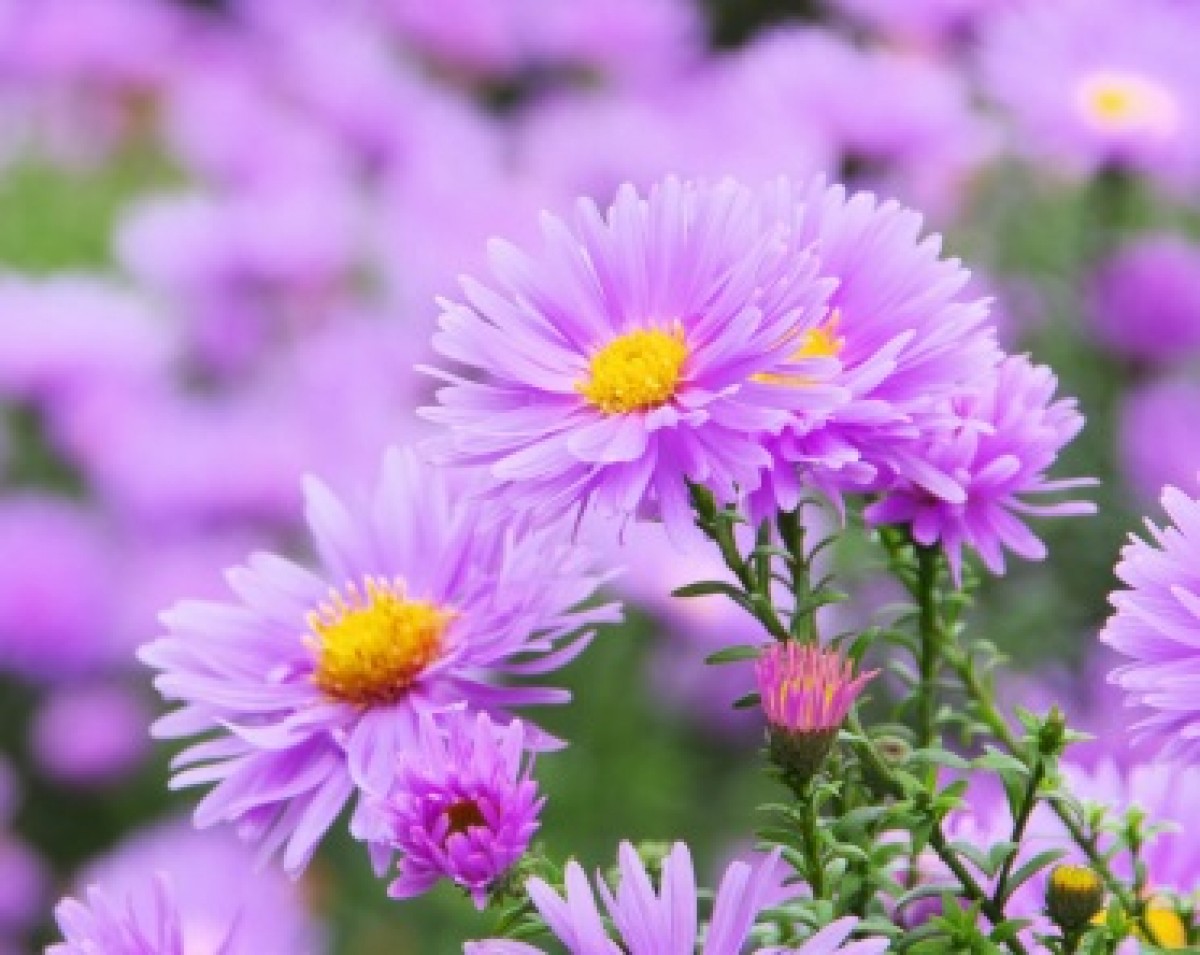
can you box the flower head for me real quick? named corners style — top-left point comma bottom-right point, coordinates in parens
top-left (140, 448), bottom-right (617, 875)
top-left (748, 179), bottom-right (998, 520)
top-left (865, 355), bottom-right (1095, 583)
top-left (756, 643), bottom-right (876, 786)
top-left (375, 711), bottom-right (543, 908)
top-left (979, 0), bottom-right (1200, 190)
top-left (423, 176), bottom-right (840, 542)
top-left (756, 644), bottom-right (875, 736)
top-left (465, 840), bottom-right (887, 954)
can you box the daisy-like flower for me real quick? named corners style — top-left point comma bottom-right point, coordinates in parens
top-left (979, 0), bottom-right (1200, 190)
top-left (423, 176), bottom-right (842, 542)
top-left (865, 355), bottom-right (1095, 582)
top-left (756, 643), bottom-right (876, 786)
top-left (465, 841), bottom-right (888, 954)
top-left (748, 179), bottom-right (998, 520)
top-left (48, 878), bottom-right (223, 955)
top-left (140, 449), bottom-right (617, 876)
top-left (1101, 482), bottom-right (1200, 761)
top-left (373, 711), bottom-right (543, 908)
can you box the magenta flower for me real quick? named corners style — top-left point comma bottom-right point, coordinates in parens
top-left (424, 177), bottom-right (841, 542)
top-left (1101, 482), bottom-right (1200, 762)
top-left (756, 643), bottom-right (876, 737)
top-left (48, 878), bottom-right (202, 955)
top-left (140, 448), bottom-right (617, 875)
top-left (979, 0), bottom-right (1200, 190)
top-left (865, 356), bottom-right (1095, 582)
top-left (748, 179), bottom-right (998, 520)
top-left (374, 711), bottom-right (543, 908)
top-left (466, 841), bottom-right (887, 954)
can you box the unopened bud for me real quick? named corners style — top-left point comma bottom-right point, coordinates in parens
top-left (1046, 864), bottom-right (1105, 933)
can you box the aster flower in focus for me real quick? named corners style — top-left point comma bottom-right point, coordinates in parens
top-left (373, 711), bottom-right (542, 908)
top-left (1101, 483), bottom-right (1200, 762)
top-left (979, 0), bottom-right (1200, 190)
top-left (424, 177), bottom-right (841, 541)
top-left (465, 841), bottom-right (888, 954)
top-left (756, 643), bottom-right (876, 787)
top-left (750, 179), bottom-right (997, 519)
top-left (865, 355), bottom-right (1095, 582)
top-left (140, 448), bottom-right (617, 875)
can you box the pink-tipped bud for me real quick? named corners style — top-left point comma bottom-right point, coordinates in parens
top-left (755, 643), bottom-right (877, 787)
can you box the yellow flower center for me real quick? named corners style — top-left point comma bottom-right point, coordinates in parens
top-left (578, 325), bottom-right (688, 415)
top-left (753, 313), bottom-right (845, 386)
top-left (1143, 905), bottom-right (1189, 949)
top-left (1075, 70), bottom-right (1180, 136)
top-left (1050, 865), bottom-right (1103, 895)
top-left (310, 577), bottom-right (451, 706)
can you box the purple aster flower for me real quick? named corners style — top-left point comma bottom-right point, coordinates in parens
top-left (371, 711), bottom-right (541, 908)
top-left (424, 176), bottom-right (841, 542)
top-left (140, 448), bottom-right (617, 875)
top-left (748, 179), bottom-right (998, 520)
top-left (30, 681), bottom-right (152, 786)
top-left (466, 841), bottom-right (887, 954)
top-left (1085, 233), bottom-right (1200, 365)
top-left (0, 834), bottom-right (47, 937)
top-left (48, 878), bottom-right (195, 955)
top-left (865, 355), bottom-right (1095, 582)
top-left (732, 31), bottom-right (998, 221)
top-left (1101, 481), bottom-right (1200, 761)
top-left (75, 818), bottom-right (323, 952)
top-left (979, 0), bottom-right (1200, 190)
top-left (1119, 379), bottom-right (1200, 505)
top-left (0, 496), bottom-right (121, 681)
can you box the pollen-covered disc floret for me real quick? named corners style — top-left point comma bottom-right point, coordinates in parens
top-left (310, 578), bottom-right (452, 707)
top-left (139, 448), bottom-right (618, 876)
top-left (375, 711), bottom-right (543, 909)
top-left (424, 176), bottom-right (842, 541)
top-left (579, 324), bottom-right (688, 415)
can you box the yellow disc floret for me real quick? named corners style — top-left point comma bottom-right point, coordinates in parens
top-left (310, 577), bottom-right (452, 706)
top-left (578, 325), bottom-right (688, 415)
top-left (753, 312), bottom-right (845, 386)
top-left (1075, 70), bottom-right (1180, 136)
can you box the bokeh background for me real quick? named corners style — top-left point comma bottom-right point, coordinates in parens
top-left (2, 0), bottom-right (1199, 950)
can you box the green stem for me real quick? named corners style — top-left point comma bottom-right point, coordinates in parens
top-left (915, 545), bottom-right (941, 753)
top-left (778, 508), bottom-right (815, 642)
top-left (800, 784), bottom-right (826, 899)
top-left (846, 713), bottom-right (1030, 955)
top-left (992, 756), bottom-right (1047, 907)
top-left (945, 647), bottom-right (1149, 935)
